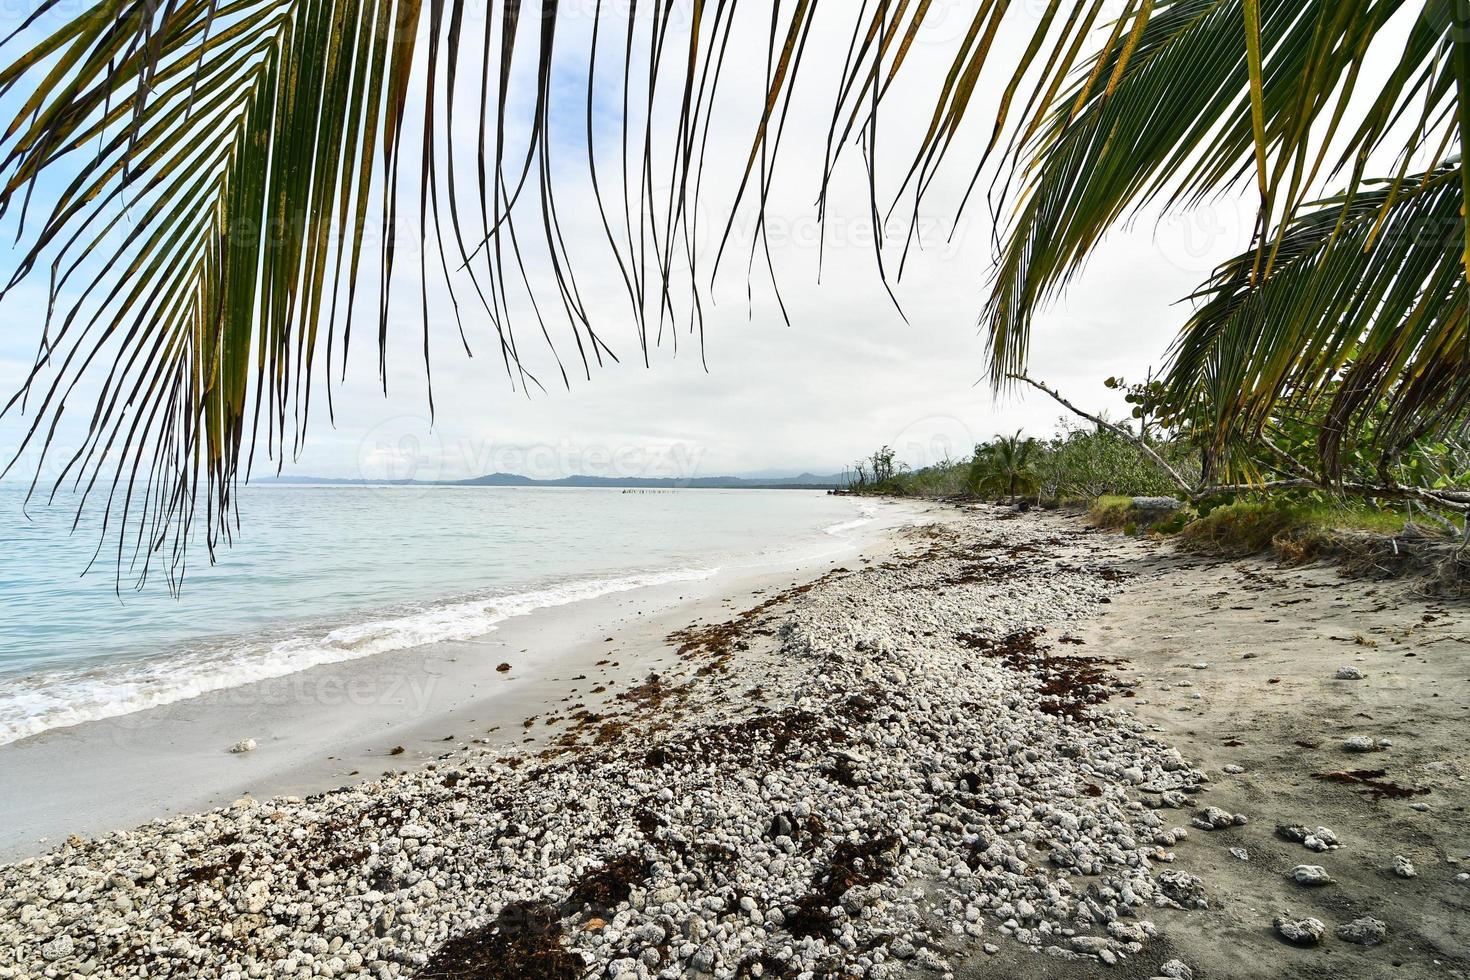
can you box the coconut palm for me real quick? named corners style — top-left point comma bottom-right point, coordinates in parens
top-left (968, 432), bottom-right (1039, 499)
top-left (0, 0), bottom-right (1465, 579)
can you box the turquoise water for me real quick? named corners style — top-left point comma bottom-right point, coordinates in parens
top-left (0, 485), bottom-right (878, 744)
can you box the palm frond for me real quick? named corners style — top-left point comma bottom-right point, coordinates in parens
top-left (0, 0), bottom-right (801, 586)
top-left (1, 0), bottom-right (1467, 585)
top-left (983, 0), bottom-right (1456, 381)
top-left (1166, 165), bottom-right (1468, 480)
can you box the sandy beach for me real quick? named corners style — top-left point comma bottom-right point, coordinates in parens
top-left (0, 498), bottom-right (935, 862)
top-left (1, 504), bottom-right (1466, 979)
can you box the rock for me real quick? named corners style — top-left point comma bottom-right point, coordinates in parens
top-left (1391, 855), bottom-right (1417, 879)
top-left (1275, 915), bottom-right (1326, 946)
top-left (39, 935), bottom-right (73, 962)
top-left (229, 738), bottom-right (257, 754)
top-left (1304, 827), bottom-right (1340, 852)
top-left (1070, 936), bottom-right (1110, 955)
top-left (243, 880), bottom-right (270, 913)
top-left (1222, 764), bottom-right (1245, 775)
top-left (1336, 917), bottom-right (1387, 946)
top-left (1290, 865), bottom-right (1333, 887)
top-left (1159, 961), bottom-right (1193, 980)
top-left (495, 662), bottom-right (512, 672)
top-left (1158, 871), bottom-right (1207, 908)
top-left (1191, 806), bottom-right (1237, 831)
top-left (689, 944), bottom-right (717, 972)
top-left (1343, 735), bottom-right (1376, 753)
top-left (1229, 847), bottom-right (1249, 862)
top-left (1131, 497), bottom-right (1186, 518)
top-left (1335, 666), bottom-right (1365, 680)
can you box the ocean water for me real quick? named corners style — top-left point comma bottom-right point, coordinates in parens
top-left (0, 485), bottom-right (880, 746)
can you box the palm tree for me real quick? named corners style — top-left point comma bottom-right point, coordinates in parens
top-left (968, 432), bottom-right (1040, 499)
top-left (0, 1), bottom-right (1465, 578)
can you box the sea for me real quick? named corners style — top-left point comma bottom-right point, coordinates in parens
top-left (0, 484), bottom-right (881, 746)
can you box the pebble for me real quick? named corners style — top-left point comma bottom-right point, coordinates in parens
top-left (1335, 666), bottom-right (1365, 680)
top-left (1290, 865), bottom-right (1334, 887)
top-left (1336, 917), bottom-right (1387, 946)
top-left (1392, 855), bottom-right (1417, 879)
top-left (1274, 915), bottom-right (1326, 946)
top-left (229, 738), bottom-right (258, 754)
top-left (1191, 806), bottom-right (1245, 831)
top-left (1304, 827), bottom-right (1340, 852)
top-left (1342, 736), bottom-right (1376, 753)
top-left (39, 936), bottom-right (74, 962)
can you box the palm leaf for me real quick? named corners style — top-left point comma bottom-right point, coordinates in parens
top-left (0, 0), bottom-right (785, 585)
top-left (0, 0), bottom-right (1465, 584)
top-left (1166, 165), bottom-right (1468, 480)
top-left (982, 0), bottom-right (1452, 381)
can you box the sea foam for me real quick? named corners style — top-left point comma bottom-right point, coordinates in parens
top-left (0, 566), bottom-right (715, 746)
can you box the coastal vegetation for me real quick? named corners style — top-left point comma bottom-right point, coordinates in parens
top-left (847, 369), bottom-right (1470, 584)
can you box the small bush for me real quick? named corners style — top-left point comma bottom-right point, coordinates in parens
top-left (1089, 496), bottom-right (1134, 528)
top-left (1175, 500), bottom-right (1407, 560)
top-left (1090, 495), bottom-right (1192, 535)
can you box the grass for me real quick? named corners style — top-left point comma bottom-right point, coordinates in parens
top-left (1088, 496), bottom-right (1136, 529)
top-left (1088, 495), bottom-right (1196, 535)
top-left (1175, 499), bottom-right (1408, 560)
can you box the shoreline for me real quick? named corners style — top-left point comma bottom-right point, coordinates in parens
top-left (1, 505), bottom-right (1464, 979)
top-left (0, 497), bottom-right (938, 862)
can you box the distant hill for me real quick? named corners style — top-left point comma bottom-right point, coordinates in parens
top-left (269, 472), bottom-right (845, 490)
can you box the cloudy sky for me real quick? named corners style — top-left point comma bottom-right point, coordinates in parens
top-left (0, 3), bottom-right (1293, 487)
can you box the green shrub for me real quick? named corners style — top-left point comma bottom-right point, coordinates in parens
top-left (1176, 499), bottom-right (1407, 559)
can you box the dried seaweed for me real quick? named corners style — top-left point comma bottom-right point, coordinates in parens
top-left (418, 902), bottom-right (585, 979)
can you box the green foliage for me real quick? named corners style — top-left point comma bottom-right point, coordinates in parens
top-left (1166, 167), bottom-right (1468, 482)
top-left (851, 423), bottom-right (1198, 504)
top-left (1176, 499), bottom-right (1410, 558)
top-left (967, 432), bottom-right (1041, 498)
top-left (1033, 423), bottom-right (1194, 501)
top-left (1090, 495), bottom-right (1198, 535)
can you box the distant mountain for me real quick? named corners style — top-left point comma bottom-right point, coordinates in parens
top-left (269, 472), bottom-right (845, 490)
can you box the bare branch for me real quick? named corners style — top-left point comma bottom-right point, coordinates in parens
top-left (1011, 373), bottom-right (1470, 514)
top-left (1195, 480), bottom-right (1470, 513)
top-left (1008, 373), bottom-right (1197, 497)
